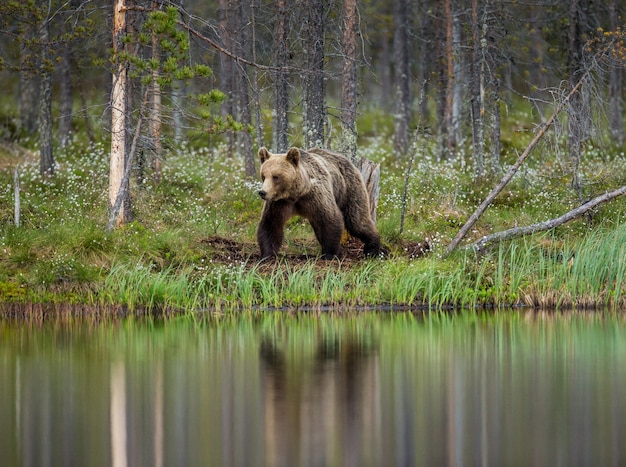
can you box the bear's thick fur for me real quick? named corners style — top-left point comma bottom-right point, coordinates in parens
top-left (256, 146), bottom-right (382, 259)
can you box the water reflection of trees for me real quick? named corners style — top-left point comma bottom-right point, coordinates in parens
top-left (2, 311), bottom-right (626, 466)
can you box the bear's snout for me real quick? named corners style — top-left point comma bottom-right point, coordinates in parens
top-left (258, 190), bottom-right (267, 200)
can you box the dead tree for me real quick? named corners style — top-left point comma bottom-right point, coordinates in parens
top-left (445, 75), bottom-right (587, 256)
top-left (472, 185), bottom-right (626, 251)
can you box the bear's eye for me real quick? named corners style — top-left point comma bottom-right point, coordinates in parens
top-left (272, 175), bottom-right (279, 182)
top-left (261, 175), bottom-right (265, 181)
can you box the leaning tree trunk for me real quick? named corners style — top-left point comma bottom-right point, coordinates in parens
top-left (445, 76), bottom-right (587, 256)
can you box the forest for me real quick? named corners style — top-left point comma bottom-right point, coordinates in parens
top-left (0, 0), bottom-right (625, 309)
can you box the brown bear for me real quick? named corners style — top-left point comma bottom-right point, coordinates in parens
top-left (256, 146), bottom-right (382, 259)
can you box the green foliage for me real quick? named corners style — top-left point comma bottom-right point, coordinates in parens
top-left (0, 0), bottom-right (96, 72)
top-left (110, 4), bottom-right (239, 137)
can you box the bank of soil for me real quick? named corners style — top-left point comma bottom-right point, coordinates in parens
top-left (202, 235), bottom-right (430, 267)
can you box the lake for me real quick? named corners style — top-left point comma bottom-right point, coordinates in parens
top-left (1, 305), bottom-right (625, 466)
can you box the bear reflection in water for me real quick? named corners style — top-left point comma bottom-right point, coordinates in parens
top-left (259, 333), bottom-right (378, 467)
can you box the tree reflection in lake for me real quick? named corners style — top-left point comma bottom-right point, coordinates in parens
top-left (0, 305), bottom-right (625, 466)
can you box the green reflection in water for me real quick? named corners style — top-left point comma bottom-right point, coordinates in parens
top-left (0, 308), bottom-right (625, 466)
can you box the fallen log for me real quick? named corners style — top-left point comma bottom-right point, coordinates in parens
top-left (470, 185), bottom-right (626, 251)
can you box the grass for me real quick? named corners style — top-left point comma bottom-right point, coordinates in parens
top-left (1, 111), bottom-right (626, 311)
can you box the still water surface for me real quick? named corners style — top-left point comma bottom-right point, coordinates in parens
top-left (1, 306), bottom-right (625, 466)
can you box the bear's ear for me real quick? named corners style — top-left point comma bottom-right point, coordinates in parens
top-left (286, 147), bottom-right (300, 166)
top-left (258, 147), bottom-right (271, 164)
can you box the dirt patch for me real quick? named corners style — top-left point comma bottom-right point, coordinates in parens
top-left (201, 235), bottom-right (431, 266)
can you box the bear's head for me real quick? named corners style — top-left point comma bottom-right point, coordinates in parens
top-left (257, 147), bottom-right (309, 202)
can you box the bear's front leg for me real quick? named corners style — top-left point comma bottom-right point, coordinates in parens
top-left (257, 201), bottom-right (291, 258)
top-left (308, 211), bottom-right (344, 260)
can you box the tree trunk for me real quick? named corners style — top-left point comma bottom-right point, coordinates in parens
top-left (110, 0), bottom-right (129, 228)
top-left (302, 0), bottom-right (326, 149)
top-left (150, 8), bottom-right (163, 185)
top-left (250, 0), bottom-right (264, 151)
top-left (567, 0), bottom-right (591, 201)
top-left (357, 158), bottom-right (380, 224)
top-left (19, 19), bottom-right (38, 135)
top-left (218, 0), bottom-right (235, 154)
top-left (172, 83), bottom-right (184, 146)
top-left (608, 0), bottom-right (623, 144)
top-left (470, 0), bottom-right (485, 179)
top-left (273, 0), bottom-right (289, 152)
top-left (377, 31), bottom-right (392, 114)
top-left (340, 0), bottom-right (358, 162)
top-left (392, 0), bottom-right (410, 156)
top-left (486, 0), bottom-right (501, 175)
top-left (58, 43), bottom-right (73, 148)
top-left (38, 14), bottom-right (54, 176)
top-left (236, 0), bottom-right (255, 177)
top-left (529, 5), bottom-right (547, 92)
top-left (489, 78), bottom-right (502, 175)
top-left (77, 67), bottom-right (96, 147)
top-left (416, 8), bottom-right (430, 124)
top-left (442, 0), bottom-right (461, 158)
top-left (14, 169), bottom-right (20, 227)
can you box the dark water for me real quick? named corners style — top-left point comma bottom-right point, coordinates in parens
top-left (1, 306), bottom-right (625, 466)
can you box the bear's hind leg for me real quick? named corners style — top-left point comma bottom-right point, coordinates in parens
top-left (309, 214), bottom-right (344, 259)
top-left (343, 206), bottom-right (382, 257)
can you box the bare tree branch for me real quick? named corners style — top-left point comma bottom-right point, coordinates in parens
top-left (471, 185), bottom-right (626, 251)
top-left (123, 3), bottom-right (285, 72)
top-left (444, 73), bottom-right (588, 256)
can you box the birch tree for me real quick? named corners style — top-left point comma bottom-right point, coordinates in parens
top-left (149, 1), bottom-right (163, 185)
top-left (109, 0), bottom-right (130, 228)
